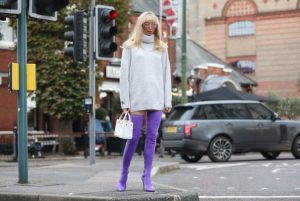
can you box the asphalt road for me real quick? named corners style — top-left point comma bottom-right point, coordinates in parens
top-left (153, 152), bottom-right (300, 201)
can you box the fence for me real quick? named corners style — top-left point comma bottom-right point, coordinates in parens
top-left (0, 130), bottom-right (142, 161)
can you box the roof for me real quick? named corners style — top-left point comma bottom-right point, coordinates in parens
top-left (130, 0), bottom-right (165, 16)
top-left (189, 87), bottom-right (276, 103)
top-left (175, 100), bottom-right (261, 107)
top-left (175, 39), bottom-right (257, 86)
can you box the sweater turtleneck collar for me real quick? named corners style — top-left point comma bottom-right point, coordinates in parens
top-left (142, 34), bottom-right (155, 44)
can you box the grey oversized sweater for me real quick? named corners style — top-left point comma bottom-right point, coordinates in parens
top-left (119, 35), bottom-right (172, 112)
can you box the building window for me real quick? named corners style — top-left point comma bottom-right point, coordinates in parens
top-left (0, 18), bottom-right (14, 42)
top-left (232, 60), bottom-right (256, 74)
top-left (229, 21), bottom-right (255, 36)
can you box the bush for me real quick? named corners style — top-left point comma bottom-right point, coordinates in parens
top-left (96, 107), bottom-right (108, 120)
top-left (266, 94), bottom-right (300, 119)
top-left (59, 136), bottom-right (78, 156)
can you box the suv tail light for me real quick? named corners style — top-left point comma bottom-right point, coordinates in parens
top-left (184, 123), bottom-right (197, 137)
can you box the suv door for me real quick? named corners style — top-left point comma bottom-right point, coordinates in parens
top-left (218, 103), bottom-right (258, 150)
top-left (247, 103), bottom-right (281, 150)
top-left (197, 103), bottom-right (257, 150)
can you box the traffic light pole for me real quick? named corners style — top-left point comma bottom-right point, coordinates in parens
top-left (88, 0), bottom-right (96, 165)
top-left (181, 0), bottom-right (187, 103)
top-left (17, 0), bottom-right (28, 183)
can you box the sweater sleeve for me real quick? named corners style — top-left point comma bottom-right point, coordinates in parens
top-left (162, 49), bottom-right (172, 108)
top-left (119, 47), bottom-right (131, 109)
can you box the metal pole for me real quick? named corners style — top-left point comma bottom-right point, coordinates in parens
top-left (181, 0), bottom-right (187, 103)
top-left (17, 0), bottom-right (28, 183)
top-left (88, 0), bottom-right (96, 164)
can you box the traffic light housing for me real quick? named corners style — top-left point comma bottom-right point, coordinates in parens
top-left (95, 5), bottom-right (118, 61)
top-left (0, 0), bottom-right (21, 17)
top-left (64, 11), bottom-right (87, 62)
top-left (28, 0), bottom-right (69, 21)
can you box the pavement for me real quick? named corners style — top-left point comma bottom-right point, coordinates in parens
top-left (0, 153), bottom-right (199, 201)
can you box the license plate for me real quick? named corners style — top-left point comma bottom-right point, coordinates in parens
top-left (167, 126), bottom-right (177, 133)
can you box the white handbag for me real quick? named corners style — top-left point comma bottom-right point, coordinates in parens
top-left (114, 112), bottom-right (133, 139)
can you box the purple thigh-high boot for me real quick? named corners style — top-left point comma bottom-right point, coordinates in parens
top-left (142, 110), bottom-right (162, 192)
top-left (117, 114), bottom-right (144, 192)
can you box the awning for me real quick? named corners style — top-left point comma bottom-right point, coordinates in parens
top-left (190, 86), bottom-right (276, 103)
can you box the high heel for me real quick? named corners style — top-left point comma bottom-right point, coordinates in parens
top-left (117, 172), bottom-right (128, 192)
top-left (141, 175), bottom-right (155, 192)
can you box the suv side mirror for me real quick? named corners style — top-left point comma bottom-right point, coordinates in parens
top-left (271, 113), bottom-right (279, 121)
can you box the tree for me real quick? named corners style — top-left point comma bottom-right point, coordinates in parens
top-left (25, 0), bottom-right (129, 130)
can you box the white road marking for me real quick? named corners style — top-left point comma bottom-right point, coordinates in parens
top-left (292, 163), bottom-right (300, 166)
top-left (261, 187), bottom-right (268, 190)
top-left (247, 177), bottom-right (253, 180)
top-left (198, 196), bottom-right (300, 199)
top-left (186, 163), bottom-right (248, 171)
top-left (227, 187), bottom-right (235, 190)
top-left (263, 163), bottom-right (272, 167)
top-left (219, 177), bottom-right (225, 179)
top-left (272, 168), bottom-right (281, 173)
top-left (296, 187), bottom-right (300, 190)
top-left (193, 176), bottom-right (198, 179)
top-left (276, 177), bottom-right (280, 180)
top-left (153, 182), bottom-right (187, 192)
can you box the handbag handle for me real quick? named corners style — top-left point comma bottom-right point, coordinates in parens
top-left (119, 111), bottom-right (131, 122)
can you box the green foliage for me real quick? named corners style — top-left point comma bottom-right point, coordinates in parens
top-left (96, 107), bottom-right (108, 120)
top-left (172, 95), bottom-right (182, 107)
top-left (266, 93), bottom-right (300, 119)
top-left (25, 0), bottom-right (129, 120)
top-left (27, 0), bottom-right (89, 119)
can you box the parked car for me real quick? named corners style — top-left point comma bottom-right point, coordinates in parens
top-left (161, 100), bottom-right (300, 162)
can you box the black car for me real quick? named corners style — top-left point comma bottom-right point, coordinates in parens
top-left (161, 100), bottom-right (300, 162)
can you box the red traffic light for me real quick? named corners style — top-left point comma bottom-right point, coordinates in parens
top-left (109, 10), bottom-right (118, 20)
top-left (102, 10), bottom-right (118, 22)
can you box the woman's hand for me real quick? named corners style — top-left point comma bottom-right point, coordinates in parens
top-left (164, 107), bottom-right (171, 113)
top-left (123, 108), bottom-right (130, 113)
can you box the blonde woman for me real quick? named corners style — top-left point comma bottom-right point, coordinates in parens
top-left (117, 11), bottom-right (172, 192)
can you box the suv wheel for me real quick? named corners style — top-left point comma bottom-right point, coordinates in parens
top-left (208, 136), bottom-right (233, 162)
top-left (261, 151), bottom-right (280, 160)
top-left (292, 135), bottom-right (300, 159)
top-left (180, 153), bottom-right (203, 163)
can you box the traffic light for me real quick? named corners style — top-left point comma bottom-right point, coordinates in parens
top-left (0, 0), bottom-right (20, 17)
top-left (28, 0), bottom-right (69, 21)
top-left (95, 5), bottom-right (118, 61)
top-left (64, 11), bottom-right (87, 62)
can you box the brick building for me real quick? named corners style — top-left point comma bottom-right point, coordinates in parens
top-left (188, 0), bottom-right (300, 97)
top-left (0, 19), bottom-right (17, 131)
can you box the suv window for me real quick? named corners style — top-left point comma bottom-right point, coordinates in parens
top-left (168, 106), bottom-right (195, 121)
top-left (204, 104), bottom-right (251, 119)
top-left (247, 103), bottom-right (273, 120)
top-left (196, 104), bottom-right (252, 120)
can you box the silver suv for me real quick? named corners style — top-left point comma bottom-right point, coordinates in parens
top-left (161, 100), bottom-right (300, 162)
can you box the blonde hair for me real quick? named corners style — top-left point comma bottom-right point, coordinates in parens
top-left (123, 11), bottom-right (167, 51)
